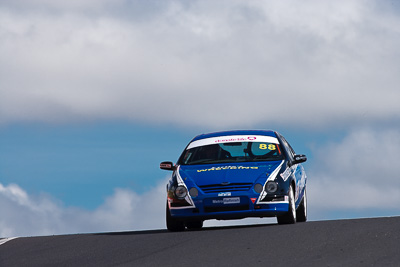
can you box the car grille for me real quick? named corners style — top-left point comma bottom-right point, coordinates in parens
top-left (199, 183), bottom-right (253, 193)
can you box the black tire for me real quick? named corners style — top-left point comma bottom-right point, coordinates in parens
top-left (277, 185), bottom-right (296, 225)
top-left (166, 203), bottom-right (185, 232)
top-left (296, 187), bottom-right (307, 222)
top-left (186, 221), bottom-right (203, 230)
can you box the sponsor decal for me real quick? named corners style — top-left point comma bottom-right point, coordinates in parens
top-left (214, 136), bottom-right (257, 143)
top-left (280, 167), bottom-right (291, 181)
top-left (280, 165), bottom-right (297, 181)
top-left (187, 135), bottom-right (279, 149)
top-left (213, 197), bottom-right (240, 204)
top-left (197, 166), bottom-right (259, 172)
top-left (160, 162), bottom-right (173, 169)
top-left (218, 192), bottom-right (231, 197)
top-left (250, 198), bottom-right (257, 204)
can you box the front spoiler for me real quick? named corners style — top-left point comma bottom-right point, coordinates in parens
top-left (169, 202), bottom-right (290, 221)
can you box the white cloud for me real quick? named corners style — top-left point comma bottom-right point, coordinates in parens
top-left (0, 0), bottom-right (399, 128)
top-left (0, 179), bottom-right (274, 237)
top-left (308, 128), bottom-right (400, 217)
top-left (0, 180), bottom-right (167, 237)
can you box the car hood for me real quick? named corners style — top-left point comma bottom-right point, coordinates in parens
top-left (178, 161), bottom-right (284, 186)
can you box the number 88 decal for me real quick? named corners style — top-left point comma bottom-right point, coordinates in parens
top-left (259, 143), bottom-right (276, 150)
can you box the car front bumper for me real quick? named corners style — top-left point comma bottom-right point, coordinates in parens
top-left (169, 194), bottom-right (289, 221)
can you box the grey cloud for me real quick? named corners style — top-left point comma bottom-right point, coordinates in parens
top-left (1, 0), bottom-right (400, 128)
top-left (308, 128), bottom-right (400, 215)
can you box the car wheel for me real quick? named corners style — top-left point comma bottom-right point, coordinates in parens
top-left (166, 202), bottom-right (185, 232)
top-left (277, 185), bottom-right (296, 225)
top-left (296, 187), bottom-right (307, 222)
top-left (186, 221), bottom-right (203, 230)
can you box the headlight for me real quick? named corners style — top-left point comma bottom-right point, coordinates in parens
top-left (189, 187), bottom-right (199, 198)
top-left (254, 183), bottom-right (263, 194)
top-left (175, 186), bottom-right (188, 199)
top-left (265, 181), bottom-right (278, 193)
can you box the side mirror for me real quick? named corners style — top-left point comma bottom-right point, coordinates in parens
top-left (293, 154), bottom-right (307, 164)
top-left (160, 161), bottom-right (175, 171)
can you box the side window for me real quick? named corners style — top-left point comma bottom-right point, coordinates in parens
top-left (286, 140), bottom-right (296, 156)
top-left (280, 136), bottom-right (295, 161)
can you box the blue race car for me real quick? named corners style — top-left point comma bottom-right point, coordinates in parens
top-left (160, 130), bottom-right (307, 231)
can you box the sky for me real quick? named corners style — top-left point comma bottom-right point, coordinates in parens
top-left (1, 0), bottom-right (400, 237)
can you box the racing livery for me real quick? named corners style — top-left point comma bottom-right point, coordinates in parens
top-left (160, 130), bottom-right (307, 231)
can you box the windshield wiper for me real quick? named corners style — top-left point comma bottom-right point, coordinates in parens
top-left (186, 159), bottom-right (221, 165)
top-left (252, 156), bottom-right (283, 161)
top-left (186, 158), bottom-right (237, 165)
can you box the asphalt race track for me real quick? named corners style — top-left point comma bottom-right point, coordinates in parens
top-left (1, 216), bottom-right (400, 266)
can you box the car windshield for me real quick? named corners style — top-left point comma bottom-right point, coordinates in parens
top-left (179, 142), bottom-right (284, 165)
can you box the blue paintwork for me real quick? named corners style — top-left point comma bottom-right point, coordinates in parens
top-left (179, 161), bottom-right (282, 187)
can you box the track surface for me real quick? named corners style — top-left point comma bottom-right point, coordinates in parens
top-left (1, 216), bottom-right (400, 266)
